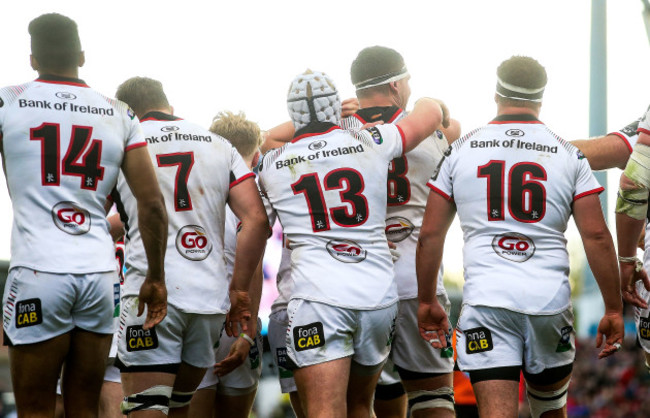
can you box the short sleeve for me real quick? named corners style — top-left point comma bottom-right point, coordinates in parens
top-left (573, 157), bottom-right (604, 201)
top-left (426, 148), bottom-right (454, 201)
top-left (357, 123), bottom-right (404, 160)
top-left (124, 109), bottom-right (147, 151)
top-left (229, 147), bottom-right (255, 189)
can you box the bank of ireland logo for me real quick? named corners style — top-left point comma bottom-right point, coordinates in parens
top-left (385, 217), bottom-right (415, 242)
top-left (176, 225), bottom-right (212, 261)
top-left (55, 91), bottom-right (77, 100)
top-left (326, 239), bottom-right (367, 263)
top-left (161, 126), bottom-right (179, 132)
top-left (491, 232), bottom-right (535, 262)
top-left (505, 129), bottom-right (524, 137)
top-left (52, 201), bottom-right (91, 235)
top-left (308, 140), bottom-right (327, 151)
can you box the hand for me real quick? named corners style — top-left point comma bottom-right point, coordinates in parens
top-left (387, 240), bottom-right (401, 262)
top-left (341, 98), bottom-right (360, 118)
top-left (225, 289), bottom-right (251, 337)
top-left (214, 336), bottom-right (251, 377)
top-left (620, 261), bottom-right (650, 309)
top-left (432, 98), bottom-right (450, 129)
top-left (138, 274), bottom-right (167, 330)
top-left (417, 300), bottom-right (451, 349)
top-left (595, 312), bottom-right (624, 359)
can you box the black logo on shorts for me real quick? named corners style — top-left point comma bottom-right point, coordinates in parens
top-left (0, 97), bottom-right (4, 108)
top-left (15, 299), bottom-right (42, 328)
top-left (125, 325), bottom-right (158, 352)
top-left (464, 327), bottom-right (493, 354)
top-left (640, 317), bottom-right (650, 340)
top-left (556, 326), bottom-right (573, 352)
top-left (249, 338), bottom-right (260, 369)
top-left (276, 347), bottom-right (294, 378)
top-left (293, 322), bottom-right (325, 351)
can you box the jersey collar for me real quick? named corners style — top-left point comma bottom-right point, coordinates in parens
top-left (354, 106), bottom-right (403, 124)
top-left (292, 121), bottom-right (341, 143)
top-left (489, 113), bottom-right (543, 125)
top-left (36, 74), bottom-right (89, 87)
top-left (140, 111), bottom-right (182, 122)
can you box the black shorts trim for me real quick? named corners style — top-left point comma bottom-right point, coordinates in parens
top-left (468, 366), bottom-right (520, 384)
top-left (114, 356), bottom-right (180, 374)
top-left (522, 363), bottom-right (573, 386)
top-left (374, 382), bottom-right (406, 400)
top-left (3, 331), bottom-right (13, 347)
top-left (396, 365), bottom-right (448, 381)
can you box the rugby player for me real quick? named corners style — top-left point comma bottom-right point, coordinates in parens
top-left (417, 55), bottom-right (624, 418)
top-left (0, 13), bottom-right (168, 417)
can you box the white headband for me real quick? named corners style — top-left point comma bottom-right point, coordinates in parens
top-left (354, 67), bottom-right (410, 91)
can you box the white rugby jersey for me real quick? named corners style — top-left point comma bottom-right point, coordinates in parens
top-left (258, 122), bottom-right (404, 309)
top-left (428, 114), bottom-right (603, 315)
top-left (0, 75), bottom-right (145, 273)
top-left (116, 112), bottom-right (253, 314)
top-left (341, 106), bottom-right (449, 299)
top-left (270, 234), bottom-right (294, 313)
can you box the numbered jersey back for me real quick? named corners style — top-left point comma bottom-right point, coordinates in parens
top-left (116, 112), bottom-right (252, 314)
top-left (0, 78), bottom-right (144, 274)
top-left (259, 123), bottom-right (403, 309)
top-left (428, 116), bottom-right (602, 314)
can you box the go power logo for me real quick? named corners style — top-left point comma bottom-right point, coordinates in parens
top-left (176, 225), bottom-right (212, 260)
top-left (52, 201), bottom-right (91, 235)
top-left (385, 217), bottom-right (414, 242)
top-left (491, 232), bottom-right (535, 262)
top-left (326, 239), bottom-right (367, 263)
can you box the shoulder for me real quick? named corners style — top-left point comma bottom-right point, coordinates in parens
top-left (0, 82), bottom-right (35, 108)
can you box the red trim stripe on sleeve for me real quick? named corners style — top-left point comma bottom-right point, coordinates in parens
top-left (396, 125), bottom-right (406, 154)
top-left (574, 187), bottom-right (605, 201)
top-left (638, 127), bottom-right (650, 136)
top-left (427, 183), bottom-right (453, 201)
top-left (610, 132), bottom-right (633, 153)
top-left (125, 142), bottom-right (147, 152)
top-left (230, 172), bottom-right (256, 189)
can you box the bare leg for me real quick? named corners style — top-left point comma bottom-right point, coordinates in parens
top-left (403, 373), bottom-right (455, 418)
top-left (187, 388), bottom-right (215, 418)
top-left (347, 367), bottom-right (382, 418)
top-left (10, 333), bottom-right (70, 417)
top-left (168, 362), bottom-right (207, 418)
top-left (472, 380), bottom-right (519, 418)
top-left (61, 329), bottom-right (112, 418)
top-left (121, 372), bottom-right (176, 418)
top-left (214, 390), bottom-right (257, 418)
top-left (374, 393), bottom-right (407, 418)
top-left (289, 391), bottom-right (306, 418)
top-left (99, 381), bottom-right (125, 418)
top-left (55, 394), bottom-right (65, 418)
top-left (294, 358), bottom-right (351, 418)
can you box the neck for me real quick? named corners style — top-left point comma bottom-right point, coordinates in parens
top-left (139, 107), bottom-right (173, 119)
top-left (496, 104), bottom-right (540, 118)
top-left (38, 68), bottom-right (79, 79)
top-left (358, 93), bottom-right (401, 109)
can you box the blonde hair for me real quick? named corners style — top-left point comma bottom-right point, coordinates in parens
top-left (210, 111), bottom-right (261, 158)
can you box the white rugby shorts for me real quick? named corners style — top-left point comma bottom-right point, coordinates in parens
top-left (197, 318), bottom-right (263, 392)
top-left (267, 309), bottom-right (297, 393)
top-left (3, 267), bottom-right (114, 345)
top-left (286, 299), bottom-right (398, 369)
top-left (456, 304), bottom-right (575, 375)
top-left (116, 296), bottom-right (224, 371)
top-left (390, 296), bottom-right (454, 376)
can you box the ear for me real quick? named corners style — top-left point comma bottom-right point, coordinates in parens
top-left (169, 105), bottom-right (175, 115)
top-left (30, 55), bottom-right (39, 71)
top-left (78, 51), bottom-right (85, 68)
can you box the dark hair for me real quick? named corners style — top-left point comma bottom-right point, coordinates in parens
top-left (350, 46), bottom-right (405, 91)
top-left (496, 56), bottom-right (547, 107)
top-left (29, 13), bottom-right (81, 71)
top-left (115, 77), bottom-right (170, 118)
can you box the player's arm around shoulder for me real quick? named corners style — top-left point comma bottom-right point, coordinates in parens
top-left (573, 193), bottom-right (624, 357)
top-left (121, 145), bottom-right (168, 329)
top-left (397, 98), bottom-right (447, 153)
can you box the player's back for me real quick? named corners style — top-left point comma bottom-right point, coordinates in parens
top-left (0, 77), bottom-right (142, 274)
top-left (117, 112), bottom-right (253, 314)
top-left (430, 114), bottom-right (603, 314)
top-left (259, 124), bottom-right (404, 310)
top-left (342, 106), bottom-right (450, 299)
